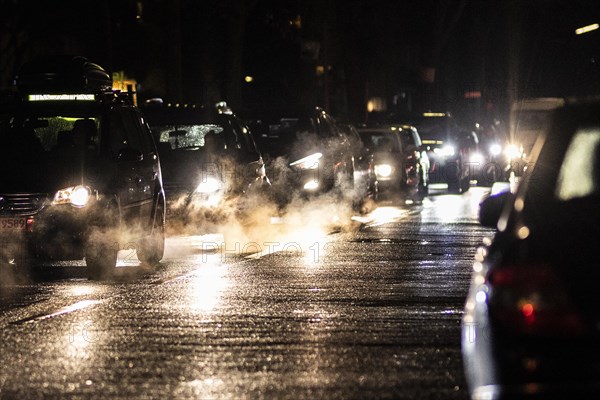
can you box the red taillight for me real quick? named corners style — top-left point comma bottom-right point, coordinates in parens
top-left (488, 264), bottom-right (589, 336)
top-left (26, 217), bottom-right (35, 233)
top-left (404, 159), bottom-right (418, 185)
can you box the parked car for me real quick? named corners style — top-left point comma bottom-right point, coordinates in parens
top-left (244, 106), bottom-right (355, 210)
top-left (408, 112), bottom-right (478, 193)
top-left (357, 125), bottom-right (429, 203)
top-left (141, 101), bottom-right (270, 228)
top-left (0, 55), bottom-right (166, 279)
top-left (462, 98), bottom-right (600, 399)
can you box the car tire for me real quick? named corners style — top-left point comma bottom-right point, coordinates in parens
top-left (137, 201), bottom-right (166, 266)
top-left (460, 175), bottom-right (470, 193)
top-left (448, 180), bottom-right (460, 194)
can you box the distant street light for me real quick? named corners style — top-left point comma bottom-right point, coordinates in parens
top-left (244, 76), bottom-right (254, 83)
top-left (575, 23), bottom-right (599, 35)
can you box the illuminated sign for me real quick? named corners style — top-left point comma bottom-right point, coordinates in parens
top-left (28, 94), bottom-right (95, 102)
top-left (575, 23), bottom-right (599, 35)
top-left (422, 112), bottom-right (446, 117)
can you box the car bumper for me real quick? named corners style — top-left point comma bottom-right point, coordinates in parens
top-left (1, 206), bottom-right (94, 262)
top-left (471, 381), bottom-right (600, 400)
top-left (463, 308), bottom-right (600, 399)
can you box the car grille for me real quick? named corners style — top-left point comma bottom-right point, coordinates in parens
top-left (0, 193), bottom-right (49, 216)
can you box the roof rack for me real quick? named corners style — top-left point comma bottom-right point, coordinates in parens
top-left (14, 55), bottom-right (112, 94)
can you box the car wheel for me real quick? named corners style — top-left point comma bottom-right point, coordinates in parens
top-left (137, 201), bottom-right (165, 266)
top-left (447, 180), bottom-right (460, 193)
top-left (460, 175), bottom-right (471, 193)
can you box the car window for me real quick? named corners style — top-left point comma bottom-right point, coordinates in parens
top-left (359, 131), bottom-right (400, 152)
top-left (399, 130), bottom-right (415, 148)
top-left (109, 109), bottom-right (141, 157)
top-left (555, 127), bottom-right (600, 201)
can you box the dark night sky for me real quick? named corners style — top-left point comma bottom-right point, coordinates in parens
top-left (1, 0), bottom-right (599, 124)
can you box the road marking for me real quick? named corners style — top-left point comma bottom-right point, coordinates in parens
top-left (10, 299), bottom-right (101, 325)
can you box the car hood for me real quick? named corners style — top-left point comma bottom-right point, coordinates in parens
top-left (0, 156), bottom-right (101, 194)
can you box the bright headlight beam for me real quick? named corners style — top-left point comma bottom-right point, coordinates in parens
top-left (70, 186), bottom-right (91, 207)
top-left (375, 164), bottom-right (393, 177)
top-left (195, 177), bottom-right (221, 193)
top-left (434, 145), bottom-right (455, 157)
top-left (489, 144), bottom-right (502, 156)
top-left (53, 185), bottom-right (92, 207)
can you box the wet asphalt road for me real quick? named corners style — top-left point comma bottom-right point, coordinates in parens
top-left (0, 186), bottom-right (495, 400)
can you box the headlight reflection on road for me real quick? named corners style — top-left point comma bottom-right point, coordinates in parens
top-left (67, 284), bottom-right (96, 297)
top-left (186, 264), bottom-right (229, 313)
top-left (353, 206), bottom-right (407, 228)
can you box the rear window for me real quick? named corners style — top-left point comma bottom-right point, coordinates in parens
top-left (555, 127), bottom-right (600, 201)
top-left (359, 131), bottom-right (400, 151)
top-left (152, 124), bottom-right (225, 150)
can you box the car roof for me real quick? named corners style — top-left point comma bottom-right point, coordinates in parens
top-left (142, 105), bottom-right (225, 125)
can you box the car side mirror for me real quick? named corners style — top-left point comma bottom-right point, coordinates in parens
top-left (118, 147), bottom-right (144, 162)
top-left (479, 191), bottom-right (514, 228)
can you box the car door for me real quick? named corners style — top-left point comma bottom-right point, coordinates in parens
top-left (108, 107), bottom-right (155, 224)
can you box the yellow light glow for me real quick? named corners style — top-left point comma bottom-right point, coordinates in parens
top-left (422, 112), bottom-right (446, 117)
top-left (375, 164), bottom-right (393, 178)
top-left (244, 75), bottom-right (254, 83)
top-left (421, 139), bottom-right (444, 145)
top-left (575, 23), bottom-right (599, 35)
top-left (517, 226), bottom-right (530, 239)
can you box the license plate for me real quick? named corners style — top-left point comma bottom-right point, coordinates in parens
top-left (0, 218), bottom-right (27, 231)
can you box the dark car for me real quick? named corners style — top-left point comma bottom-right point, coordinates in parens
top-left (245, 106), bottom-right (355, 210)
top-left (337, 122), bottom-right (376, 212)
top-left (408, 112), bottom-right (479, 193)
top-left (142, 102), bottom-right (269, 229)
top-left (357, 125), bottom-right (429, 203)
top-left (462, 99), bottom-right (600, 399)
top-left (0, 56), bottom-right (166, 279)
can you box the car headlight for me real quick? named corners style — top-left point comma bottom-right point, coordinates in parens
top-left (434, 145), bottom-right (455, 157)
top-left (374, 164), bottom-right (393, 178)
top-left (505, 144), bottom-right (522, 160)
top-left (195, 177), bottom-right (221, 194)
top-left (290, 152), bottom-right (322, 170)
top-left (489, 144), bottom-right (502, 156)
top-left (303, 180), bottom-right (319, 190)
top-left (53, 185), bottom-right (92, 207)
top-left (470, 152), bottom-right (484, 164)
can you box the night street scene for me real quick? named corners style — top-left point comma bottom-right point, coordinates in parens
top-left (1, 1), bottom-right (600, 399)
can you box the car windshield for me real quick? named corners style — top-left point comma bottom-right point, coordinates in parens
top-left (0, 114), bottom-right (101, 161)
top-left (359, 131), bottom-right (400, 152)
